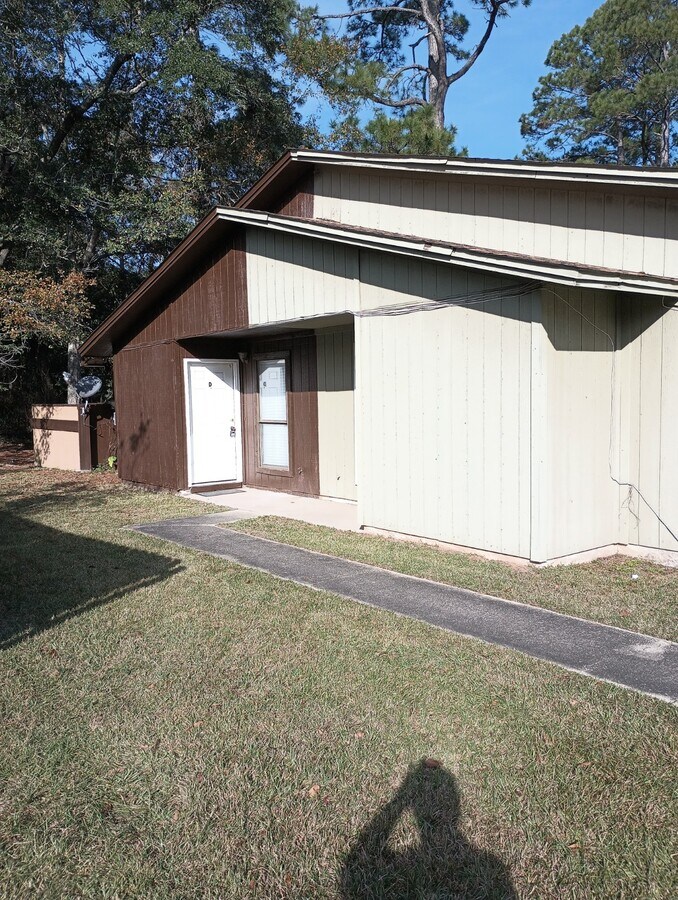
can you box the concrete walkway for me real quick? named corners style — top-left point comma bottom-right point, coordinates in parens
top-left (182, 486), bottom-right (359, 531)
top-left (133, 514), bottom-right (678, 705)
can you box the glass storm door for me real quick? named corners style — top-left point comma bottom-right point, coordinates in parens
top-left (186, 360), bottom-right (241, 485)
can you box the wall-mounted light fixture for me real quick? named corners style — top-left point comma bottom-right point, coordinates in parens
top-left (238, 351), bottom-right (248, 364)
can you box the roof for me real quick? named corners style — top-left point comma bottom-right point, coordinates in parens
top-left (80, 149), bottom-right (678, 358)
top-left (80, 208), bottom-right (232, 358)
top-left (273, 149), bottom-right (678, 192)
top-left (221, 210), bottom-right (678, 297)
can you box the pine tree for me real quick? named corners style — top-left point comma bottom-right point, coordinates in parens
top-left (521, 0), bottom-right (678, 166)
top-left (292, 1), bottom-right (532, 154)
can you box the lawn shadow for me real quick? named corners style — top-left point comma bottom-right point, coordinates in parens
top-left (0, 489), bottom-right (183, 650)
top-left (341, 759), bottom-right (516, 899)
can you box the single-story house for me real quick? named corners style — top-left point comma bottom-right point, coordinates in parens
top-left (80, 150), bottom-right (678, 566)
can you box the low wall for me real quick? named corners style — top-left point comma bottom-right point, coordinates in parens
top-left (32, 404), bottom-right (81, 471)
top-left (32, 403), bottom-right (116, 472)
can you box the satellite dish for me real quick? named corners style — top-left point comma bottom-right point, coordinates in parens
top-left (62, 372), bottom-right (103, 416)
top-left (74, 375), bottom-right (103, 400)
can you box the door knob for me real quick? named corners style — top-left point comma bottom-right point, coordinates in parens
top-left (230, 425), bottom-right (237, 437)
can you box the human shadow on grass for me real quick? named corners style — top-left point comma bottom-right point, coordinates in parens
top-left (341, 759), bottom-right (516, 899)
top-left (0, 506), bottom-right (182, 650)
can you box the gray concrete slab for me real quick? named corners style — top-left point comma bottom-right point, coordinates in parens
top-left (181, 486), bottom-right (359, 530)
top-left (132, 517), bottom-right (678, 704)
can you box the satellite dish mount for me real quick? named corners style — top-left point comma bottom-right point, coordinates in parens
top-left (62, 372), bottom-right (103, 416)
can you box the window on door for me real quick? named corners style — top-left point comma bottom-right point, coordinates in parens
top-left (257, 357), bottom-right (289, 470)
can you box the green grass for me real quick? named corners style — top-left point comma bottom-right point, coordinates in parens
top-left (1, 470), bottom-right (676, 898)
top-left (230, 517), bottom-right (678, 641)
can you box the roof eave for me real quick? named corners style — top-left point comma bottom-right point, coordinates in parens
top-left (79, 207), bottom-right (229, 359)
top-left (217, 209), bottom-right (678, 300)
top-left (290, 149), bottom-right (678, 192)
top-left (80, 151), bottom-right (314, 359)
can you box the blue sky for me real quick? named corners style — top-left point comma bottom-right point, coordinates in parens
top-left (307, 0), bottom-right (602, 158)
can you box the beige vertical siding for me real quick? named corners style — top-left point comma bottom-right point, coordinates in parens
top-left (245, 228), bottom-right (359, 325)
top-left (618, 297), bottom-right (678, 552)
top-left (244, 213), bottom-right (677, 561)
top-left (533, 287), bottom-right (620, 561)
top-left (356, 256), bottom-right (534, 558)
top-left (314, 165), bottom-right (676, 279)
top-left (316, 326), bottom-right (356, 500)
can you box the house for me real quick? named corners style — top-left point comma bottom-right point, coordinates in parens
top-left (80, 150), bottom-right (678, 566)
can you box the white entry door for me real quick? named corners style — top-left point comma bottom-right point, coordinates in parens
top-left (185, 359), bottom-right (241, 486)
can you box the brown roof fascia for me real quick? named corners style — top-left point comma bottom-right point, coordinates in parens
top-left (235, 150), bottom-right (312, 211)
top-left (79, 208), bottom-right (233, 358)
top-left (80, 152), bottom-right (309, 359)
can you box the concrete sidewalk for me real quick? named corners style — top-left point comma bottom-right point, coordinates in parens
top-left (133, 515), bottom-right (678, 705)
top-left (181, 486), bottom-right (359, 531)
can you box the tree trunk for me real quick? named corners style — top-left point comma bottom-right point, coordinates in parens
top-left (82, 224), bottom-right (101, 272)
top-left (67, 342), bottom-right (81, 405)
top-left (660, 106), bottom-right (671, 166)
top-left (422, 0), bottom-right (448, 128)
top-left (660, 41), bottom-right (671, 167)
top-left (640, 120), bottom-right (649, 166)
top-left (616, 122), bottom-right (625, 166)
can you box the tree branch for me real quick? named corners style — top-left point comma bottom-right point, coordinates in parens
top-left (410, 30), bottom-right (432, 63)
top-left (45, 53), bottom-right (133, 161)
top-left (314, 6), bottom-right (424, 21)
top-left (382, 63), bottom-right (429, 88)
top-left (447, 0), bottom-right (507, 85)
top-left (369, 93), bottom-right (426, 108)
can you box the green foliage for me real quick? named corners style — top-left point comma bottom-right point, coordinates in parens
top-left (293, 1), bottom-right (532, 148)
top-left (0, 0), bottom-right (306, 426)
top-left (0, 0), bottom-right (304, 278)
top-left (521, 0), bottom-right (678, 166)
top-left (329, 106), bottom-right (466, 156)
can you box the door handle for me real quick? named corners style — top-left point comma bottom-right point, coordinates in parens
top-left (230, 425), bottom-right (237, 437)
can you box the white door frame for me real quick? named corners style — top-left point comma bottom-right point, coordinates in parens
top-left (183, 358), bottom-right (242, 487)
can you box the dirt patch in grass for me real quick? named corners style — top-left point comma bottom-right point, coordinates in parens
top-left (1, 471), bottom-right (676, 898)
top-left (0, 439), bottom-right (34, 469)
top-left (230, 517), bottom-right (678, 641)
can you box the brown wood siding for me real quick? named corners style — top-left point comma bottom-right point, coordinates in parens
top-left (111, 232), bottom-right (248, 491)
top-left (120, 232), bottom-right (248, 350)
top-left (88, 404), bottom-right (116, 469)
top-left (242, 334), bottom-right (319, 496)
top-left (113, 342), bottom-right (187, 490)
top-left (271, 172), bottom-right (314, 219)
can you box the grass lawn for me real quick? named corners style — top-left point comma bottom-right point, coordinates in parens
top-left (1, 469), bottom-right (676, 898)
top-left (231, 517), bottom-right (678, 641)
